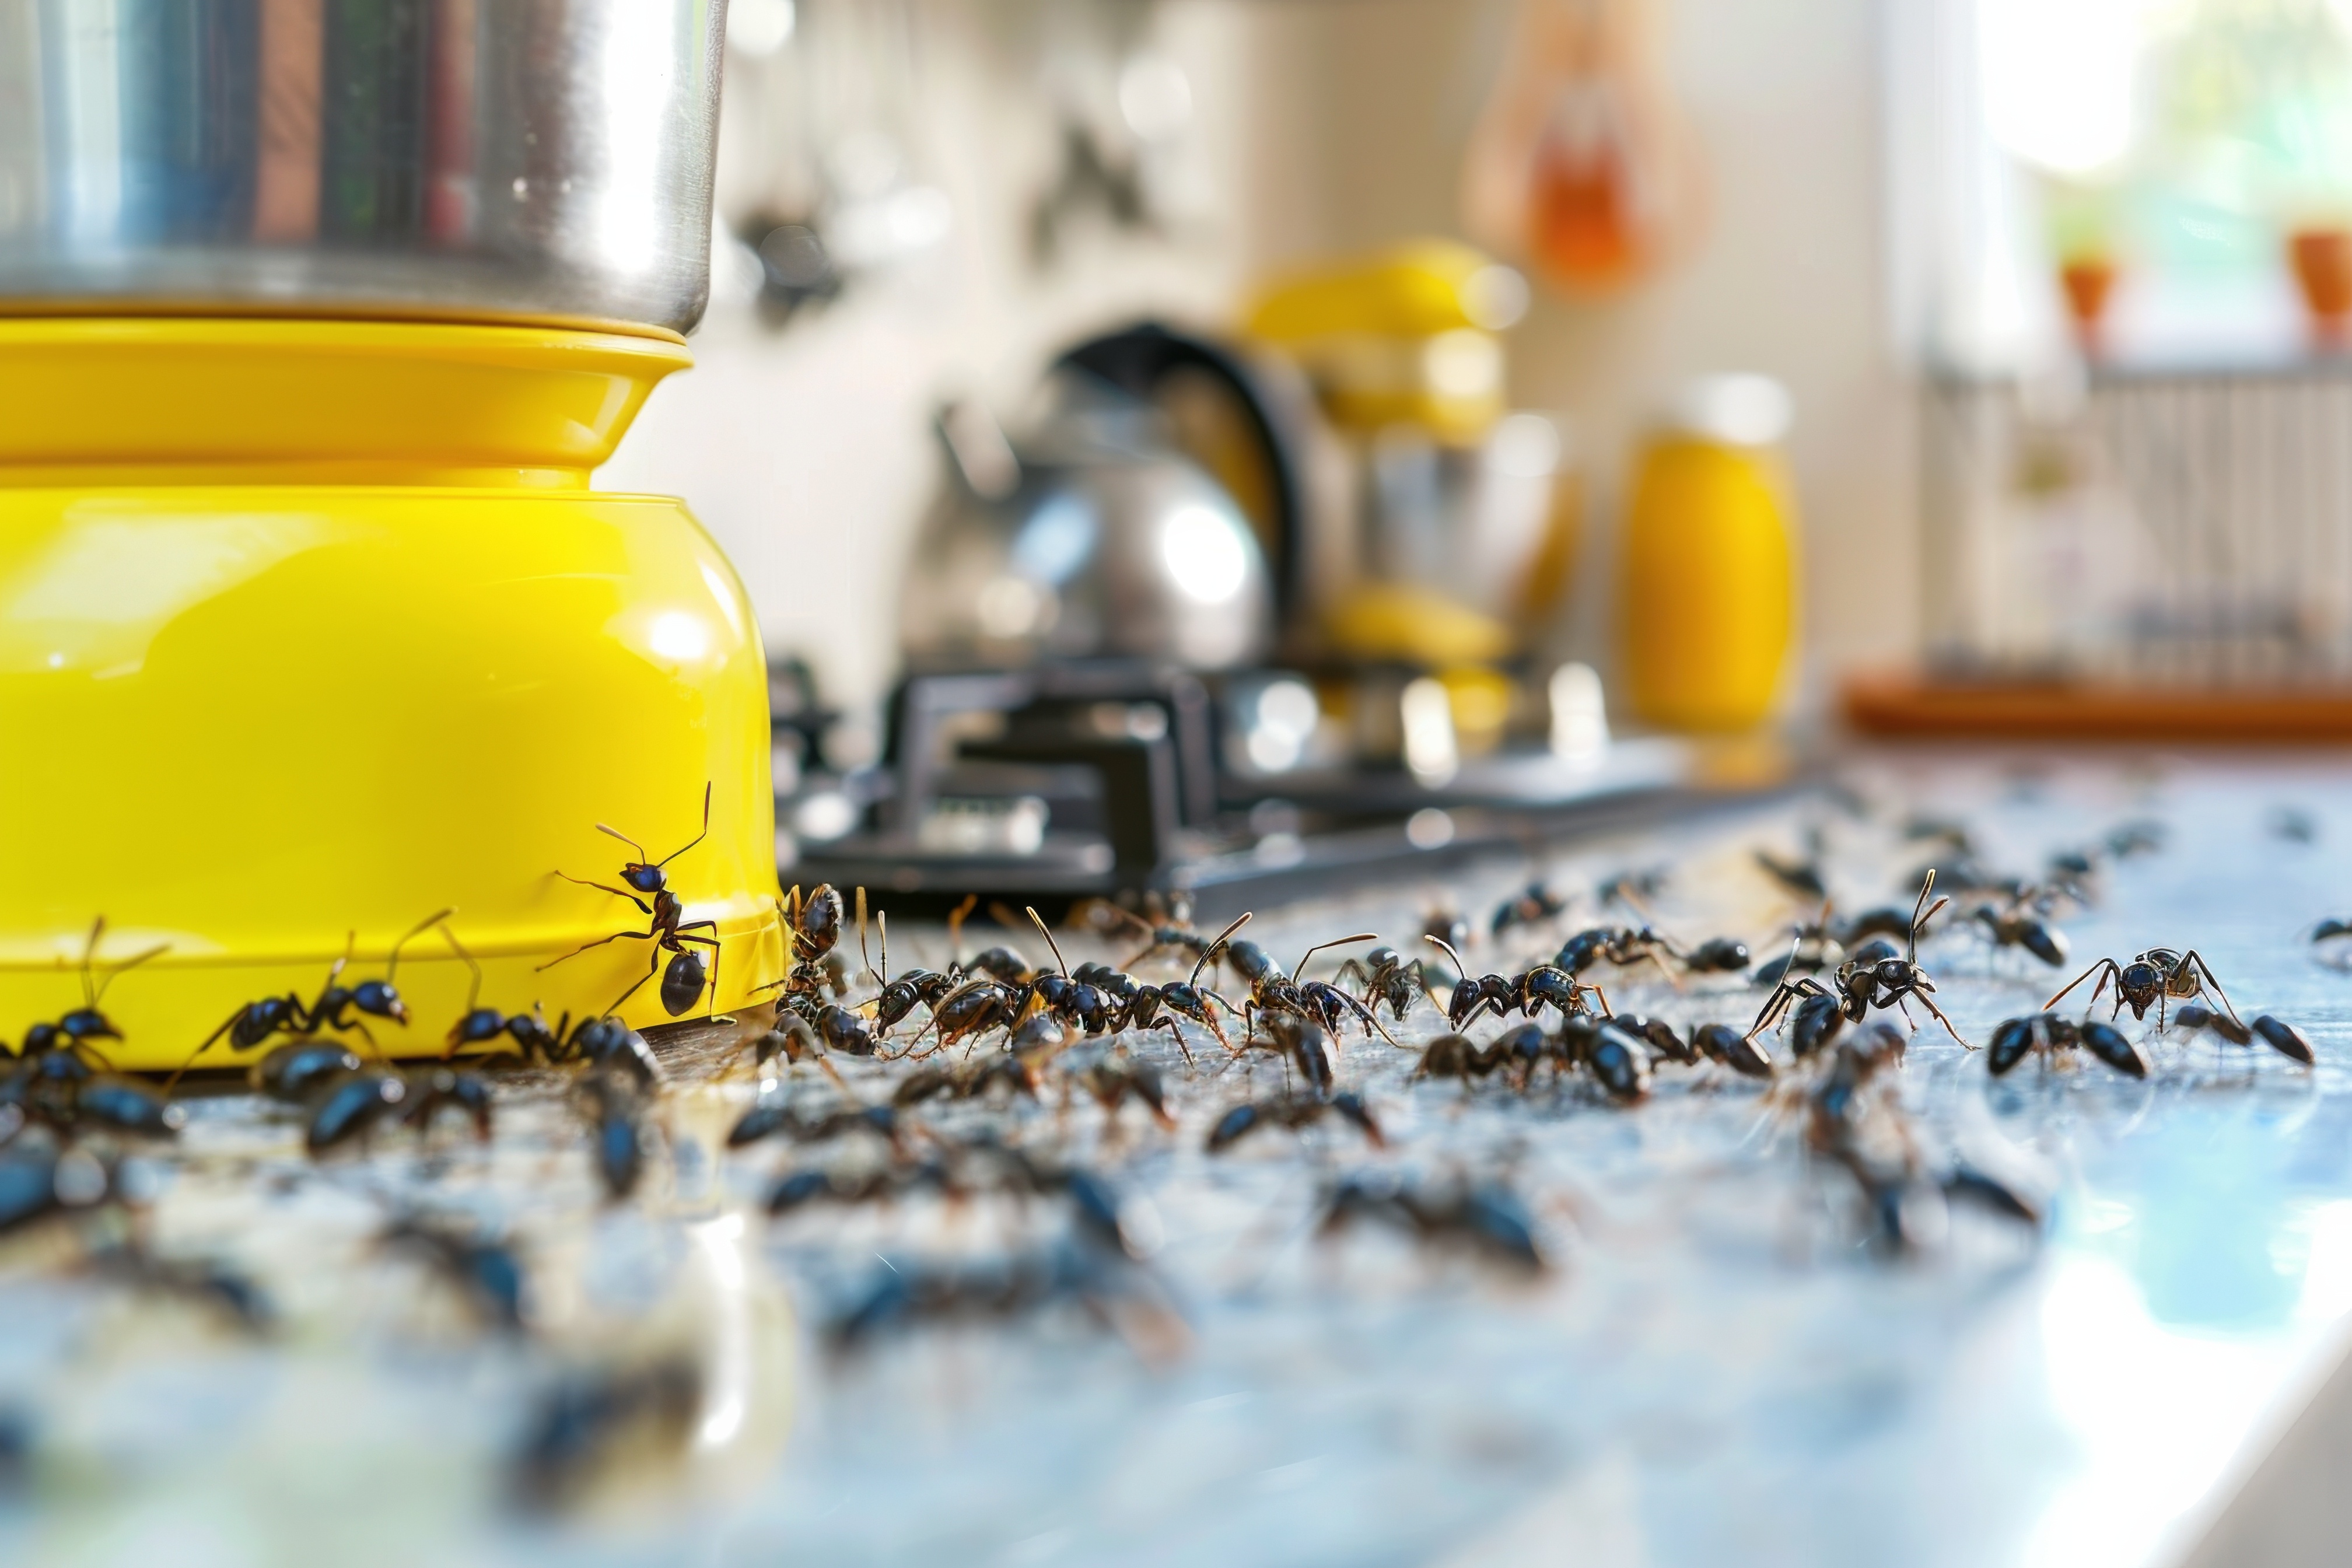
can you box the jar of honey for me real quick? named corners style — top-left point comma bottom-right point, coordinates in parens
top-left (1619, 375), bottom-right (1797, 732)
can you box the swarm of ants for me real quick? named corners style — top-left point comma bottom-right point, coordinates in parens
top-left (0, 770), bottom-right (2332, 1493)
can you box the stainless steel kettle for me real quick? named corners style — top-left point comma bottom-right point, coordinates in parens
top-left (897, 323), bottom-right (1307, 673)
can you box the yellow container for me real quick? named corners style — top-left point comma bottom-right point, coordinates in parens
top-left (1245, 240), bottom-right (1521, 443)
top-left (0, 317), bottom-right (783, 1070)
top-left (1620, 379), bottom-right (1798, 732)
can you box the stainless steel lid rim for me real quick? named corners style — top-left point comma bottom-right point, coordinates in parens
top-left (0, 0), bottom-right (726, 334)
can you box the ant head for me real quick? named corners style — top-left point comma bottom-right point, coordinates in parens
top-left (60, 1007), bottom-right (118, 1041)
top-left (351, 979), bottom-right (410, 1025)
top-left (1189, 912), bottom-right (1255, 988)
top-left (622, 863), bottom-right (668, 895)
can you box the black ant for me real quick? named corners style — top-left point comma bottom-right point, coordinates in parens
top-left (2045, 947), bottom-right (2236, 1032)
top-left (2171, 1005), bottom-right (2315, 1066)
top-left (540, 782), bottom-right (720, 1017)
top-left (9, 921), bottom-right (184, 1140)
top-left (1317, 1174), bottom-right (1545, 1273)
top-left (868, 914), bottom-right (959, 1033)
top-left (1965, 888), bottom-right (2069, 968)
top-left (1076, 928), bottom-right (1248, 1065)
top-left (168, 908), bottom-right (450, 1087)
top-left (1101, 892), bottom-right (1224, 974)
top-left (16, 917), bottom-right (167, 1065)
top-left (1755, 844), bottom-right (1828, 901)
top-left (1750, 872), bottom-right (1967, 1050)
top-left (1335, 946), bottom-right (1436, 1022)
top-left (1490, 880), bottom-right (1569, 937)
top-left (1550, 925), bottom-right (1685, 987)
top-left (1206, 1090), bottom-right (1383, 1153)
top-left (1986, 1011), bottom-right (2150, 1079)
top-left (439, 926), bottom-right (571, 1060)
top-left (1412, 1026), bottom-right (1538, 1087)
top-left (1423, 936), bottom-right (1608, 1030)
top-left (1082, 1049), bottom-right (1177, 1131)
top-left (1224, 932), bottom-right (1398, 1046)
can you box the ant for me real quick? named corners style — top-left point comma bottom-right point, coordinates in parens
top-left (1423, 936), bottom-right (1608, 1030)
top-left (168, 908), bottom-right (450, 1087)
top-left (16, 917), bottom-right (168, 1066)
top-left (9, 921), bottom-right (183, 1140)
top-left (1557, 1015), bottom-right (1654, 1101)
top-left (1490, 880), bottom-right (1570, 938)
top-left (1755, 844), bottom-right (1828, 901)
top-left (1101, 892), bottom-right (1226, 974)
top-left (1750, 872), bottom-right (1967, 1050)
top-left (1335, 946), bottom-right (1436, 1022)
top-left (540, 781), bottom-right (720, 1017)
top-left (1083, 1049), bottom-right (1177, 1131)
top-left (1077, 926), bottom-right (1250, 1065)
top-left (1224, 932), bottom-right (1398, 1046)
top-left (1317, 1174), bottom-right (1545, 1274)
top-left (1550, 925), bottom-right (1685, 988)
top-left (1965, 888), bottom-right (2069, 969)
top-left (867, 913), bottom-right (959, 1033)
top-left (2045, 947), bottom-right (2236, 1033)
top-left (1413, 1026), bottom-right (1541, 1088)
top-left (1206, 1090), bottom-right (1383, 1153)
top-left (2171, 1005), bottom-right (2315, 1066)
top-left (439, 926), bottom-right (583, 1063)
top-left (1986, 1012), bottom-right (2149, 1080)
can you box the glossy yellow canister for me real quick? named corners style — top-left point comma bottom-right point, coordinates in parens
top-left (1620, 375), bottom-right (1798, 732)
top-left (0, 317), bottom-right (783, 1070)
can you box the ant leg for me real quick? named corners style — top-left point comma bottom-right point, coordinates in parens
top-left (2177, 950), bottom-right (2241, 1025)
top-left (556, 874), bottom-right (657, 915)
top-left (1915, 992), bottom-right (1971, 1049)
top-left (1153, 1018), bottom-right (1198, 1070)
top-left (162, 1010), bottom-right (247, 1094)
top-left (607, 950), bottom-right (663, 1016)
top-left (537, 926), bottom-right (656, 972)
top-left (2044, 958), bottom-right (2119, 1014)
top-left (1747, 984), bottom-right (1797, 1042)
top-left (1336, 989), bottom-right (1404, 1049)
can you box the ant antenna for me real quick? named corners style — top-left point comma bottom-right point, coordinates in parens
top-left (1423, 933), bottom-right (1470, 982)
top-left (658, 780), bottom-right (713, 867)
top-left (1026, 907), bottom-right (1070, 977)
top-left (439, 924), bottom-right (485, 1015)
top-left (857, 886), bottom-right (872, 984)
top-left (876, 912), bottom-right (890, 986)
top-left (948, 895), bottom-right (977, 965)
top-left (595, 821), bottom-right (650, 863)
top-left (1296, 933), bottom-right (1379, 977)
top-left (79, 917), bottom-right (169, 1007)
top-left (1908, 871), bottom-right (1949, 959)
top-left (387, 907), bottom-right (454, 984)
top-left (1190, 912), bottom-right (1254, 986)
top-left (78, 916), bottom-right (103, 1007)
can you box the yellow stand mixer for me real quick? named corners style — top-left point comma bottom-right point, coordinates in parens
top-left (0, 6), bottom-right (782, 1069)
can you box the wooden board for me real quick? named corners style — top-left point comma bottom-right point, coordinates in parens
top-left (1843, 673), bottom-right (2352, 741)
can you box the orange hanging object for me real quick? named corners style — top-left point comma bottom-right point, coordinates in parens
top-left (1463, 0), bottom-right (1696, 294)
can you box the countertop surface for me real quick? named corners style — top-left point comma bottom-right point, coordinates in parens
top-left (6, 750), bottom-right (2352, 1567)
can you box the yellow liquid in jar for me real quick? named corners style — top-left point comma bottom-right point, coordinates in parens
top-left (1620, 435), bottom-right (1796, 732)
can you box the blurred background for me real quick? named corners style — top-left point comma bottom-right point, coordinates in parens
top-left (608, 0), bottom-right (2352, 900)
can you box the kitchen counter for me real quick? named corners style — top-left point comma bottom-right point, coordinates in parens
top-left (5, 749), bottom-right (2352, 1566)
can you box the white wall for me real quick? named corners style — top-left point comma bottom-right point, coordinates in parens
top-left (602, 0), bottom-right (1915, 715)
